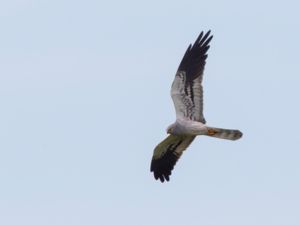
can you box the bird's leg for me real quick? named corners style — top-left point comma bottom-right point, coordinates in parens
top-left (207, 128), bottom-right (218, 136)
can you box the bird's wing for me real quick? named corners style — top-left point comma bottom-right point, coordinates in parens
top-left (171, 31), bottom-right (213, 123)
top-left (150, 135), bottom-right (195, 182)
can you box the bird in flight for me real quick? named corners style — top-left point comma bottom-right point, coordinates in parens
top-left (150, 31), bottom-right (243, 182)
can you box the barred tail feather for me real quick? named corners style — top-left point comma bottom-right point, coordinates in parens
top-left (205, 127), bottom-right (243, 141)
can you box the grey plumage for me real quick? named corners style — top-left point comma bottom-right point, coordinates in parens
top-left (150, 31), bottom-right (242, 182)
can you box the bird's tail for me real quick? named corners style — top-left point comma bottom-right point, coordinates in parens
top-left (205, 126), bottom-right (243, 141)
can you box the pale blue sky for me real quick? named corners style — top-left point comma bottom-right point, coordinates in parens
top-left (0, 1), bottom-right (300, 225)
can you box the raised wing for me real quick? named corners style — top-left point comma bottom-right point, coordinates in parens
top-left (171, 31), bottom-right (213, 123)
top-left (150, 135), bottom-right (195, 182)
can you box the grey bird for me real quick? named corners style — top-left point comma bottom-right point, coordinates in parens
top-left (150, 31), bottom-right (243, 182)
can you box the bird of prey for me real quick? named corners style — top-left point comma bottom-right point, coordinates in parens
top-left (150, 31), bottom-right (243, 182)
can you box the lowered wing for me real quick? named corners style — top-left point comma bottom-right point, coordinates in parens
top-left (150, 135), bottom-right (195, 182)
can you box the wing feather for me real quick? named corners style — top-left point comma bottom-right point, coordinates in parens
top-left (150, 135), bottom-right (195, 182)
top-left (171, 31), bottom-right (213, 123)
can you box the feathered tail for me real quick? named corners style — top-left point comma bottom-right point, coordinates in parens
top-left (205, 126), bottom-right (243, 141)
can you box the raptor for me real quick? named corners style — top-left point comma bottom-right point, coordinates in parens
top-left (150, 31), bottom-right (243, 182)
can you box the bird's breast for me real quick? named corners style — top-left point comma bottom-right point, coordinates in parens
top-left (175, 119), bottom-right (207, 136)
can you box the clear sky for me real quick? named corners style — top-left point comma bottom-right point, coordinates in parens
top-left (0, 1), bottom-right (300, 225)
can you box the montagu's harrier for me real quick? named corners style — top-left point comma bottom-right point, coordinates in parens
top-left (150, 31), bottom-right (243, 182)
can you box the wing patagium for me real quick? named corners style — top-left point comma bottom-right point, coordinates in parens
top-left (150, 135), bottom-right (195, 182)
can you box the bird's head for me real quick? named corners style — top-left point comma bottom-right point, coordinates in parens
top-left (166, 124), bottom-right (175, 134)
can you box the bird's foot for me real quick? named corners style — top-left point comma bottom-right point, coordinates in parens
top-left (207, 128), bottom-right (218, 136)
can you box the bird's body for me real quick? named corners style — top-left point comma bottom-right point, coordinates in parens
top-left (167, 118), bottom-right (242, 140)
top-left (150, 31), bottom-right (243, 182)
top-left (167, 119), bottom-right (207, 136)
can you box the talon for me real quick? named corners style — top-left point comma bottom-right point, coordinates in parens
top-left (208, 129), bottom-right (218, 136)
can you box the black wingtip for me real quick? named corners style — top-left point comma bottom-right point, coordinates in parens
top-left (194, 31), bottom-right (204, 44)
top-left (177, 30), bottom-right (213, 81)
top-left (151, 150), bottom-right (179, 183)
top-left (198, 30), bottom-right (212, 46)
